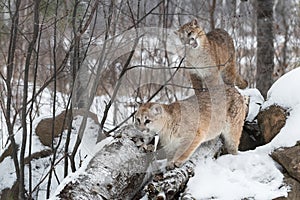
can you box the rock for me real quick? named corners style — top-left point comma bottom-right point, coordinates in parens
top-left (35, 110), bottom-right (71, 146)
top-left (271, 143), bottom-right (300, 183)
top-left (273, 174), bottom-right (300, 200)
top-left (271, 143), bottom-right (300, 199)
top-left (257, 105), bottom-right (287, 143)
top-left (0, 181), bottom-right (18, 200)
top-left (35, 109), bottom-right (99, 146)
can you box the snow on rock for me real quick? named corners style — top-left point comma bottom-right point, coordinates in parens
top-left (263, 67), bottom-right (300, 109)
top-left (188, 68), bottom-right (300, 199)
top-left (256, 104), bottom-right (300, 153)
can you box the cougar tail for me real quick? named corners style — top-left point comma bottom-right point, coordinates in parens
top-left (235, 75), bottom-right (248, 89)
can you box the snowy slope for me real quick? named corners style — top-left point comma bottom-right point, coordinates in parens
top-left (187, 68), bottom-right (300, 200)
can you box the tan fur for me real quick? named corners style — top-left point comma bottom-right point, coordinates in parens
top-left (176, 19), bottom-right (248, 90)
top-left (135, 86), bottom-right (246, 167)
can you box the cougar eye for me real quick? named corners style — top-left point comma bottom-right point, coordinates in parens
top-left (144, 119), bottom-right (151, 125)
top-left (187, 32), bottom-right (192, 37)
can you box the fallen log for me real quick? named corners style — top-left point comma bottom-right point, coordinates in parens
top-left (57, 128), bottom-right (153, 200)
top-left (55, 125), bottom-right (223, 200)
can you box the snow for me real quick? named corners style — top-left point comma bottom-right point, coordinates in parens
top-left (263, 67), bottom-right (300, 110)
top-left (238, 88), bottom-right (264, 122)
top-left (188, 153), bottom-right (287, 200)
top-left (188, 67), bottom-right (300, 199)
top-left (0, 157), bottom-right (16, 190)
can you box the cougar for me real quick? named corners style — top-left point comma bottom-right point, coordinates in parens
top-left (135, 86), bottom-right (246, 167)
top-left (176, 19), bottom-right (248, 91)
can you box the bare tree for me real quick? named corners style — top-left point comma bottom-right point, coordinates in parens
top-left (20, 1), bottom-right (41, 198)
top-left (5, 0), bottom-right (22, 197)
top-left (209, 0), bottom-right (216, 30)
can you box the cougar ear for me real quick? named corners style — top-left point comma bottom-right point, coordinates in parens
top-left (150, 104), bottom-right (163, 116)
top-left (191, 18), bottom-right (198, 26)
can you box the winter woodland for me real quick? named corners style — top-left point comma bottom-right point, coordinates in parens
top-left (0, 0), bottom-right (300, 199)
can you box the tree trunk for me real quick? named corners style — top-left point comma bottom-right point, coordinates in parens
top-left (256, 0), bottom-right (274, 98)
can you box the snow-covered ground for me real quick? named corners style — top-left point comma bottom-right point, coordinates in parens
top-left (48, 68), bottom-right (300, 200)
top-left (1, 68), bottom-right (299, 199)
top-left (187, 67), bottom-right (300, 200)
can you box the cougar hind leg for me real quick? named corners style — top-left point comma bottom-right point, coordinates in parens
top-left (221, 124), bottom-right (242, 155)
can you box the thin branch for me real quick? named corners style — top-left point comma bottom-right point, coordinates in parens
top-left (107, 57), bottom-right (184, 134)
top-left (20, 1), bottom-right (41, 199)
top-left (5, 0), bottom-right (22, 194)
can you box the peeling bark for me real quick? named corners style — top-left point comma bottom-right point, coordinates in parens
top-left (58, 126), bottom-right (154, 200)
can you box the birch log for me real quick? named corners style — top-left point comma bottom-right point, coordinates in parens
top-left (58, 125), bottom-right (154, 200)
top-left (56, 124), bottom-right (224, 200)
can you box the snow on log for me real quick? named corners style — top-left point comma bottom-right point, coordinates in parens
top-left (143, 138), bottom-right (223, 199)
top-left (57, 125), bottom-right (155, 200)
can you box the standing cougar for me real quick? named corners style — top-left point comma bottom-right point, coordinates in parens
top-left (135, 86), bottom-right (246, 167)
top-left (176, 19), bottom-right (248, 91)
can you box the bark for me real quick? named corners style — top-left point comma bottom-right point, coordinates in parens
top-left (20, 1), bottom-right (41, 198)
top-left (58, 126), bottom-right (154, 200)
top-left (209, 0), bottom-right (216, 30)
top-left (5, 0), bottom-right (22, 189)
